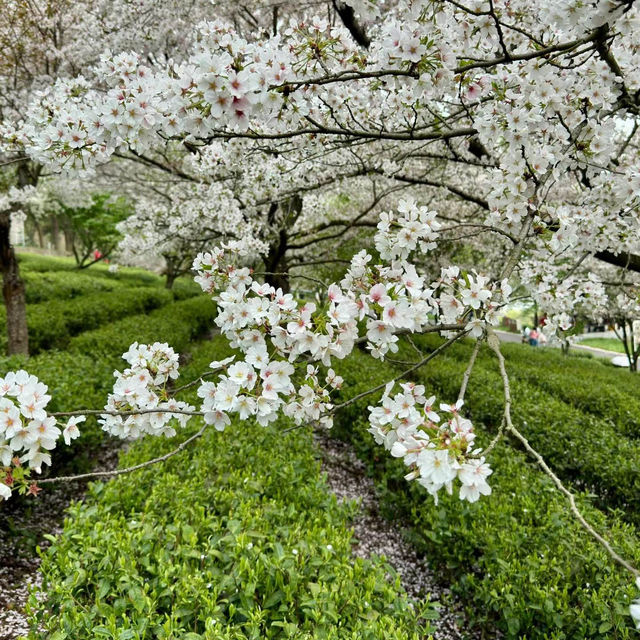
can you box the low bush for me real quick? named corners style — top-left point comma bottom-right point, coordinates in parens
top-left (0, 287), bottom-right (173, 354)
top-left (26, 339), bottom-right (433, 640)
top-left (405, 336), bottom-right (640, 526)
top-left (22, 270), bottom-right (129, 303)
top-left (67, 295), bottom-right (217, 362)
top-left (332, 349), bottom-right (640, 638)
top-left (170, 278), bottom-right (201, 300)
top-left (499, 342), bottom-right (640, 439)
top-left (17, 253), bottom-right (162, 286)
top-left (420, 336), bottom-right (640, 440)
top-left (20, 269), bottom-right (199, 304)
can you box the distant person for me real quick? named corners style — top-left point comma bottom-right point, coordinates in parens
top-left (538, 329), bottom-right (547, 346)
top-left (522, 326), bottom-right (530, 344)
top-left (529, 327), bottom-right (539, 347)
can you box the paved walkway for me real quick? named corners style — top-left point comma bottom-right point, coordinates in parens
top-left (495, 330), bottom-right (623, 362)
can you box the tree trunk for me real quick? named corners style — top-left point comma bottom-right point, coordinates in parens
top-left (163, 255), bottom-right (178, 289)
top-left (264, 239), bottom-right (290, 293)
top-left (619, 322), bottom-right (636, 373)
top-left (165, 270), bottom-right (177, 290)
top-left (630, 323), bottom-right (639, 372)
top-left (264, 227), bottom-right (291, 293)
top-left (63, 227), bottom-right (74, 254)
top-left (0, 210), bottom-right (29, 355)
top-left (34, 220), bottom-right (44, 248)
top-left (50, 213), bottom-right (61, 252)
top-left (262, 196), bottom-right (302, 294)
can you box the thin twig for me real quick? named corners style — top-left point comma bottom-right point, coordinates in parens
top-left (253, 271), bottom-right (328, 288)
top-left (354, 323), bottom-right (467, 346)
top-left (334, 330), bottom-right (468, 413)
top-left (458, 337), bottom-right (483, 403)
top-left (483, 415), bottom-right (505, 456)
top-left (39, 425), bottom-right (208, 484)
top-left (171, 368), bottom-right (221, 395)
top-left (51, 408), bottom-right (204, 418)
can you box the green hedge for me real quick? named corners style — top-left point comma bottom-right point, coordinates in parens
top-left (0, 287), bottom-right (172, 354)
top-left (405, 336), bottom-right (640, 526)
top-left (419, 337), bottom-right (640, 440)
top-left (26, 339), bottom-right (433, 640)
top-left (17, 253), bottom-right (162, 286)
top-left (499, 342), bottom-right (640, 439)
top-left (332, 349), bottom-right (640, 638)
top-left (18, 269), bottom-right (199, 304)
top-left (22, 287), bottom-right (175, 353)
top-left (67, 295), bottom-right (216, 363)
top-left (21, 270), bottom-right (130, 304)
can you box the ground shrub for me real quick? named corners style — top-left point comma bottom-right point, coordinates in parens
top-left (26, 340), bottom-right (434, 640)
top-left (332, 349), bottom-right (640, 638)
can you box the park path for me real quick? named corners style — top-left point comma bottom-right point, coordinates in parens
top-left (315, 432), bottom-right (483, 640)
top-left (495, 329), bottom-right (622, 361)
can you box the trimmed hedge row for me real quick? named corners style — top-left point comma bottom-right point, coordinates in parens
top-left (499, 342), bottom-right (640, 439)
top-left (18, 269), bottom-right (199, 304)
top-left (406, 336), bottom-right (640, 525)
top-left (22, 270), bottom-right (130, 304)
top-left (332, 349), bottom-right (640, 638)
top-left (0, 287), bottom-right (173, 354)
top-left (67, 295), bottom-right (217, 362)
top-left (17, 253), bottom-right (161, 285)
top-left (426, 337), bottom-right (640, 440)
top-left (26, 339), bottom-right (433, 640)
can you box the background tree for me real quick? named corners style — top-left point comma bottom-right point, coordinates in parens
top-left (55, 193), bottom-right (131, 268)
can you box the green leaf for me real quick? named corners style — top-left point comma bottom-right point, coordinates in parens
top-left (263, 590), bottom-right (284, 608)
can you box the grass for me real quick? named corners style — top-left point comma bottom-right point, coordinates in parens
top-left (578, 337), bottom-right (627, 354)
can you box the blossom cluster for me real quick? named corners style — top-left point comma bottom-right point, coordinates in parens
top-left (100, 342), bottom-right (194, 439)
top-left (190, 202), bottom-right (507, 494)
top-left (369, 381), bottom-right (492, 503)
top-left (375, 197), bottom-right (441, 261)
top-left (0, 372), bottom-right (83, 500)
top-left (338, 197), bottom-right (512, 358)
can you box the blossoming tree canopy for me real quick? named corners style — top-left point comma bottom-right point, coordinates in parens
top-left (2, 0), bottom-right (640, 628)
top-left (0, 0), bottom-right (307, 354)
top-left (4, 0), bottom-right (639, 330)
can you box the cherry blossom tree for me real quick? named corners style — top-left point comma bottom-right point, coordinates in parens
top-left (0, 0), bottom-right (280, 353)
top-left (3, 0), bottom-right (640, 627)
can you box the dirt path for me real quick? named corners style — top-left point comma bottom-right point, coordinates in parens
top-left (315, 432), bottom-right (484, 640)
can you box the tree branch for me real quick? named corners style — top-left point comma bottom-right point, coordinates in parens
top-left (486, 330), bottom-right (640, 579)
top-left (39, 425), bottom-right (208, 484)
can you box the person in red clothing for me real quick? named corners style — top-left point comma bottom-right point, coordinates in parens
top-left (529, 327), bottom-right (539, 347)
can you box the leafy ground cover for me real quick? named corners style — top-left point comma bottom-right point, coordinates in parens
top-left (25, 338), bottom-right (434, 640)
top-left (332, 345), bottom-right (640, 638)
